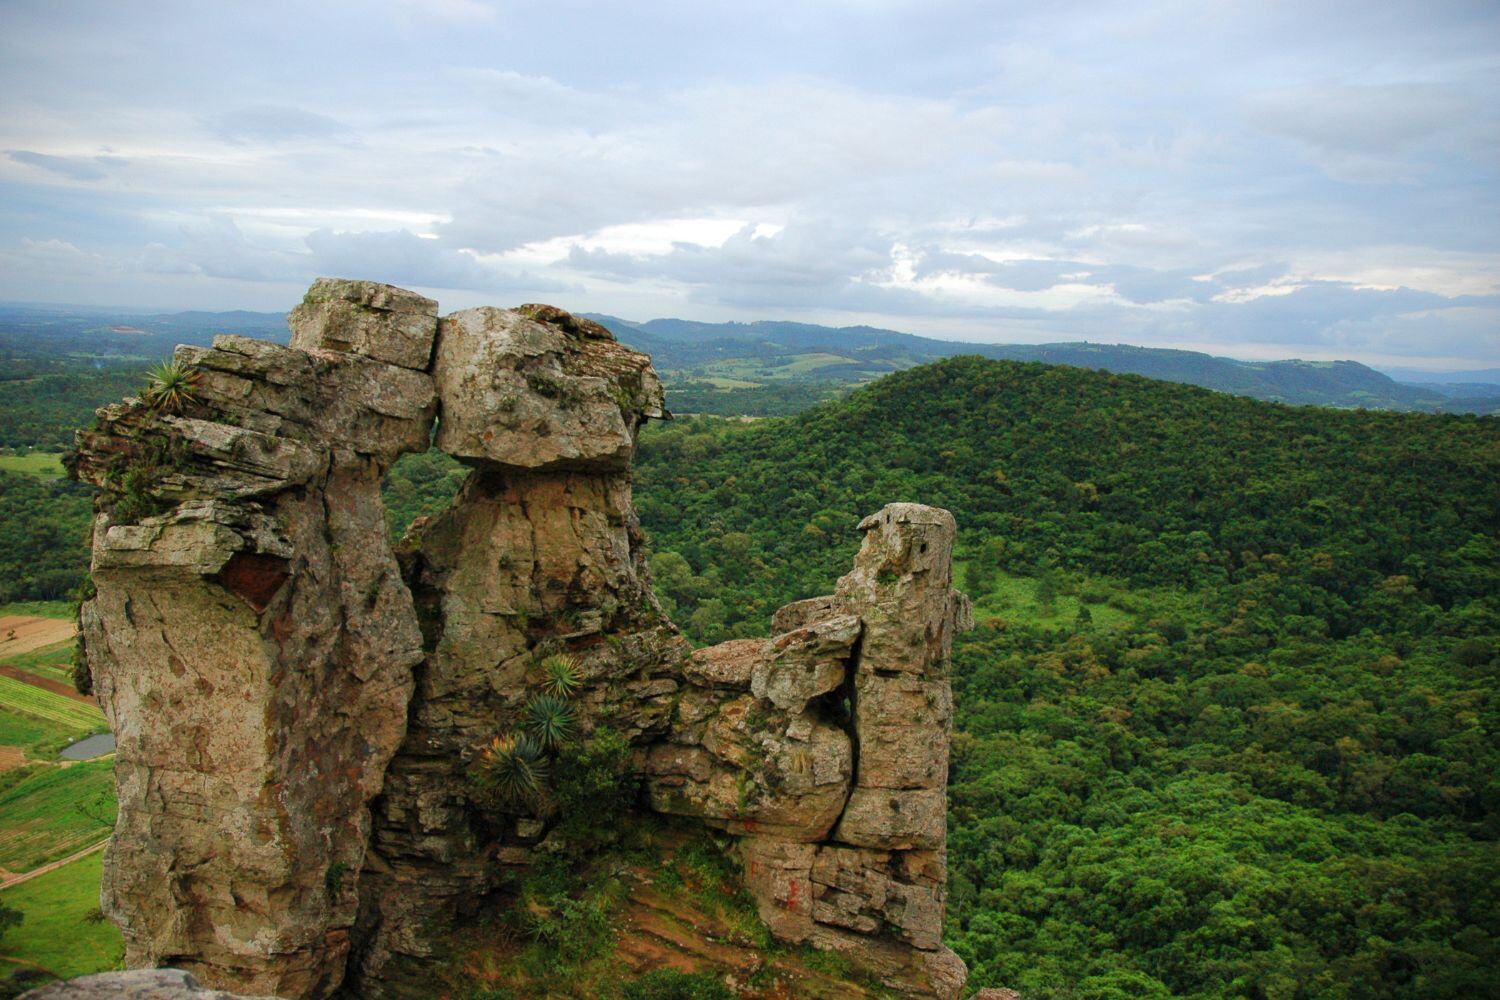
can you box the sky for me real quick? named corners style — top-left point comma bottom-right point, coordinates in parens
top-left (1, 1), bottom-right (1497, 369)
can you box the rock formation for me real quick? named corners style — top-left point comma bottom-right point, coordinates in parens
top-left (69, 279), bottom-right (973, 999)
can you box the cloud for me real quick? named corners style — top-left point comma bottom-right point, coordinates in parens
top-left (202, 106), bottom-right (352, 145)
top-left (0, 1), bottom-right (1494, 363)
top-left (7, 150), bottom-right (124, 182)
top-left (1248, 82), bottom-right (1472, 155)
top-left (1246, 82), bottom-right (1483, 182)
top-left (304, 227), bottom-right (576, 294)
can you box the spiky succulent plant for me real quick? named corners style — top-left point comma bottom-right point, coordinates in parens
top-left (538, 653), bottom-right (581, 698)
top-left (476, 733), bottom-right (548, 805)
top-left (526, 694), bottom-right (577, 751)
top-left (141, 359), bottom-right (202, 413)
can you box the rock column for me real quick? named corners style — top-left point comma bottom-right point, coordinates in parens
top-left (71, 281), bottom-right (438, 998)
top-left (347, 305), bottom-right (687, 994)
top-left (649, 503), bottom-right (972, 998)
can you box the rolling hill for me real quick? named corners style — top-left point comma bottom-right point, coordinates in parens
top-left (588, 314), bottom-right (1498, 414)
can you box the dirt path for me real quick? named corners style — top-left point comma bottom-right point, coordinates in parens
top-left (0, 837), bottom-right (108, 891)
top-left (0, 616), bottom-right (75, 658)
top-left (0, 664), bottom-right (92, 705)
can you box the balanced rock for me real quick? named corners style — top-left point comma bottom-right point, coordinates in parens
top-left (289, 277), bottom-right (438, 370)
top-left (432, 304), bottom-right (664, 470)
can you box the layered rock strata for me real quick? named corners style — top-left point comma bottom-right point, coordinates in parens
top-left (70, 278), bottom-right (971, 1000)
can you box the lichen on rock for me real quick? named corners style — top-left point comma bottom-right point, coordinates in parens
top-left (68, 278), bottom-right (972, 1000)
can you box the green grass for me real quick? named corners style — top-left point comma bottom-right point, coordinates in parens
top-left (685, 376), bottom-right (762, 389)
top-left (0, 453), bottom-right (64, 478)
top-left (0, 602), bottom-right (72, 621)
top-left (763, 352), bottom-right (854, 376)
top-left (956, 563), bottom-right (1137, 631)
top-left (0, 851), bottom-right (122, 984)
top-left (0, 707), bottom-right (78, 759)
top-left (0, 760), bottom-right (115, 872)
top-left (1, 641), bottom-right (75, 686)
top-left (0, 675), bottom-right (103, 732)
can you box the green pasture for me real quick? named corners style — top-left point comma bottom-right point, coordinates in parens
top-left (0, 453), bottom-right (64, 478)
top-left (2, 641), bottom-right (74, 686)
top-left (0, 602), bottom-right (72, 621)
top-left (0, 760), bottom-right (115, 872)
top-left (0, 851), bottom-right (123, 985)
top-left (0, 706), bottom-right (79, 760)
top-left (954, 562), bottom-right (1172, 632)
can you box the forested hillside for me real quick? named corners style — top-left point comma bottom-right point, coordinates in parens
top-left (588, 314), bottom-right (1496, 415)
top-left (628, 359), bottom-right (1498, 997)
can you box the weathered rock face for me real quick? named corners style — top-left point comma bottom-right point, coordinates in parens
top-left (655, 503), bottom-right (973, 995)
top-left (71, 278), bottom-right (971, 1000)
top-left (71, 284), bottom-right (439, 998)
top-left (289, 278), bottom-right (438, 371)
top-left (351, 469), bottom-right (686, 991)
top-left (431, 304), bottom-right (664, 470)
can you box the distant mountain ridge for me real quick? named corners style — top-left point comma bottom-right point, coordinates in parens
top-left (1, 302), bottom-right (1494, 414)
top-left (586, 313), bottom-right (1499, 414)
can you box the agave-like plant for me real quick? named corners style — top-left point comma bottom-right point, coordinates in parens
top-left (538, 653), bottom-right (581, 698)
top-left (526, 694), bottom-right (577, 751)
top-left (142, 359), bottom-right (202, 413)
top-left (477, 733), bottom-right (549, 805)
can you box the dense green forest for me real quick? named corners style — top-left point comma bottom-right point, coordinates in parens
top-left (0, 369), bottom-right (146, 450)
top-left (0, 471), bottom-right (92, 603)
top-left (625, 359), bottom-right (1499, 998)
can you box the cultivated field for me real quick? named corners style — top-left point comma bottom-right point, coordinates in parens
top-left (0, 760), bottom-right (114, 873)
top-left (0, 675), bottom-right (102, 731)
top-left (0, 616), bottom-right (75, 658)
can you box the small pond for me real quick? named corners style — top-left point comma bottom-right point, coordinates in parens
top-left (59, 733), bottom-right (115, 761)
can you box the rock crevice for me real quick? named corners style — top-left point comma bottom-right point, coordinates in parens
top-left (69, 279), bottom-right (971, 1000)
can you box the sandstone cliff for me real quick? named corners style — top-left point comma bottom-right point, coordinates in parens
top-left (67, 279), bottom-right (972, 999)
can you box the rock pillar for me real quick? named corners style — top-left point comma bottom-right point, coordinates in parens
top-left (71, 282), bottom-right (438, 997)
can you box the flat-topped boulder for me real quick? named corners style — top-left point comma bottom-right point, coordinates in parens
top-left (289, 277), bottom-right (439, 370)
top-left (432, 304), bottom-right (665, 470)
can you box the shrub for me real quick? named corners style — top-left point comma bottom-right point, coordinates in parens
top-left (526, 694), bottom-right (577, 751)
top-left (471, 734), bottom-right (549, 809)
top-left (141, 358), bottom-right (202, 413)
top-left (548, 727), bottom-right (636, 852)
